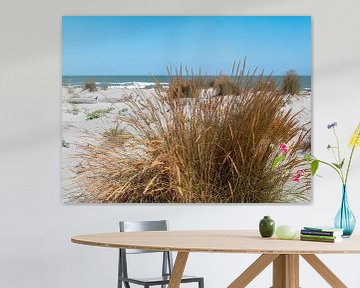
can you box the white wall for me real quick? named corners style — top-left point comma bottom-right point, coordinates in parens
top-left (1, 0), bottom-right (360, 287)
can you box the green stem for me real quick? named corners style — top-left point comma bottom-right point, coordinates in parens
top-left (330, 148), bottom-right (338, 163)
top-left (316, 159), bottom-right (345, 184)
top-left (333, 128), bottom-right (342, 163)
top-left (333, 128), bottom-right (345, 180)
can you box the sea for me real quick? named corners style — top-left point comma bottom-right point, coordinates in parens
top-left (62, 75), bottom-right (311, 90)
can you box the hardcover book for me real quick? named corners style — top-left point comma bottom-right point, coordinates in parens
top-left (300, 236), bottom-right (343, 243)
top-left (301, 229), bottom-right (343, 237)
top-left (303, 226), bottom-right (343, 232)
top-left (300, 234), bottom-right (341, 240)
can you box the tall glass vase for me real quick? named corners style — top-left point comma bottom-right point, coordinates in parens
top-left (334, 185), bottom-right (356, 237)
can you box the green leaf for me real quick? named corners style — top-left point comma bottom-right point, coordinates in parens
top-left (332, 162), bottom-right (341, 169)
top-left (339, 158), bottom-right (345, 169)
top-left (305, 154), bottom-right (311, 162)
top-left (332, 160), bottom-right (345, 169)
top-left (272, 155), bottom-right (283, 168)
top-left (311, 160), bottom-right (319, 176)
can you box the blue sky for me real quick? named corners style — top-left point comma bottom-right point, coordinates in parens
top-left (62, 16), bottom-right (311, 76)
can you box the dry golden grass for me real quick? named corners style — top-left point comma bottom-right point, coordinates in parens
top-left (69, 63), bottom-right (311, 203)
top-left (281, 70), bottom-right (301, 95)
top-left (83, 80), bottom-right (97, 92)
top-left (254, 75), bottom-right (277, 92)
top-left (166, 66), bottom-right (208, 99)
top-left (208, 76), bottom-right (241, 96)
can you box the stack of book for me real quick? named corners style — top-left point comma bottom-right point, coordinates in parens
top-left (300, 226), bottom-right (344, 243)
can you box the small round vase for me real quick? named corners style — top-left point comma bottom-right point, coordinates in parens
top-left (275, 225), bottom-right (297, 240)
top-left (259, 216), bottom-right (275, 238)
top-left (334, 185), bottom-right (356, 237)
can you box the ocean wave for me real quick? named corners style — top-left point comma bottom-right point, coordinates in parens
top-left (63, 81), bottom-right (169, 89)
top-left (108, 82), bottom-right (169, 89)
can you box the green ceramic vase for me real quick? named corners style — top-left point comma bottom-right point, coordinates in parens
top-left (259, 216), bottom-right (275, 238)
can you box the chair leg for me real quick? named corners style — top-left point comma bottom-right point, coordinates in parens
top-left (198, 278), bottom-right (204, 288)
top-left (118, 250), bottom-right (123, 288)
top-left (118, 278), bottom-right (130, 288)
top-left (161, 252), bottom-right (168, 288)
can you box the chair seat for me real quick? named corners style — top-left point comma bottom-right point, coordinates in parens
top-left (119, 274), bottom-right (202, 286)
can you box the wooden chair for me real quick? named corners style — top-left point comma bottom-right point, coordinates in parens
top-left (118, 220), bottom-right (204, 288)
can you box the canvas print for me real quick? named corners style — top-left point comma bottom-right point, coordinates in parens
top-left (62, 16), bottom-right (312, 203)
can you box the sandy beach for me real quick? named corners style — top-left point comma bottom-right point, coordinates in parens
top-left (62, 86), bottom-right (141, 199)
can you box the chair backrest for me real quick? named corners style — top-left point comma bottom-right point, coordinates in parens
top-left (120, 220), bottom-right (168, 232)
top-left (118, 220), bottom-right (174, 282)
top-left (119, 220), bottom-right (169, 254)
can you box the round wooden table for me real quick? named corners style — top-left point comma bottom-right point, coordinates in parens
top-left (72, 230), bottom-right (360, 288)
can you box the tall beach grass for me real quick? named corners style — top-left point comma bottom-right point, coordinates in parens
top-left (69, 63), bottom-right (311, 203)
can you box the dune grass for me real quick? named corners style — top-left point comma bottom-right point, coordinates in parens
top-left (281, 70), bottom-right (301, 95)
top-left (208, 76), bottom-right (241, 96)
top-left (83, 80), bottom-right (98, 92)
top-left (70, 63), bottom-right (311, 203)
top-left (166, 66), bottom-right (209, 99)
top-left (85, 107), bottom-right (114, 120)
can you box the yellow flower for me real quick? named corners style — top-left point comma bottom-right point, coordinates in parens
top-left (349, 122), bottom-right (360, 148)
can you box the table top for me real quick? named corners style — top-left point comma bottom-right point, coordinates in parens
top-left (71, 230), bottom-right (360, 254)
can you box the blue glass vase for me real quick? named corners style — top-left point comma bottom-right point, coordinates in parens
top-left (334, 185), bottom-right (356, 237)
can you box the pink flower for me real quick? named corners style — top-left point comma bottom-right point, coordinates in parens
top-left (296, 169), bottom-right (305, 176)
top-left (280, 143), bottom-right (288, 155)
top-left (293, 169), bottom-right (306, 183)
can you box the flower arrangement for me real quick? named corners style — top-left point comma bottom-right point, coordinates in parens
top-left (271, 122), bottom-right (359, 236)
top-left (271, 122), bottom-right (360, 186)
top-left (309, 122), bottom-right (360, 185)
top-left (308, 122), bottom-right (360, 237)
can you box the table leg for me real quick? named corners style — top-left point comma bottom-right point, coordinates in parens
top-left (228, 253), bottom-right (348, 288)
top-left (228, 254), bottom-right (279, 288)
top-left (168, 252), bottom-right (189, 288)
top-left (272, 254), bottom-right (299, 288)
top-left (301, 254), bottom-right (347, 288)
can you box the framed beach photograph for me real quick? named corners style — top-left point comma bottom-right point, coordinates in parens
top-left (62, 16), bottom-right (312, 203)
